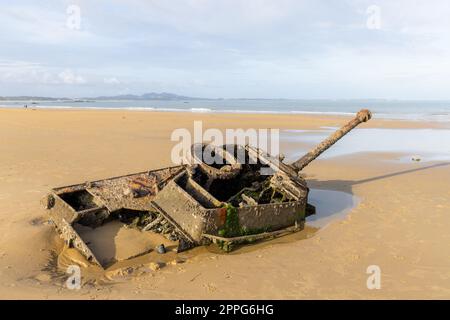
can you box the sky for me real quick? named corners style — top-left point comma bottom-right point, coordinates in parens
top-left (1, 0), bottom-right (450, 99)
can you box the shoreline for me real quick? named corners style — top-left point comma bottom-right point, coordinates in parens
top-left (2, 105), bottom-right (450, 124)
top-left (1, 107), bottom-right (449, 129)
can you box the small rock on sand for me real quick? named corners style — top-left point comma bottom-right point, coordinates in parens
top-left (168, 258), bottom-right (185, 266)
top-left (156, 244), bottom-right (166, 254)
top-left (105, 266), bottom-right (137, 279)
top-left (147, 262), bottom-right (162, 271)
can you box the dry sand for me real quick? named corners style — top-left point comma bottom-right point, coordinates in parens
top-left (0, 108), bottom-right (449, 299)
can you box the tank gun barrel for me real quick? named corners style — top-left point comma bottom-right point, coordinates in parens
top-left (290, 109), bottom-right (372, 172)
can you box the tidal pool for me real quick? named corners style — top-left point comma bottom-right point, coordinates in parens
top-left (282, 128), bottom-right (450, 163)
top-left (307, 189), bottom-right (359, 229)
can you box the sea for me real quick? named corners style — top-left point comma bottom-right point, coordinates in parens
top-left (1, 99), bottom-right (450, 122)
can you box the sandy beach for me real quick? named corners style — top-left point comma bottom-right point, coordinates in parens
top-left (0, 108), bottom-right (449, 299)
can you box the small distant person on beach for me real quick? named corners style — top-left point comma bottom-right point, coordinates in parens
top-left (24, 104), bottom-right (28, 109)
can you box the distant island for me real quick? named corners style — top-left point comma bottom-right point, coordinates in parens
top-left (0, 92), bottom-right (204, 101)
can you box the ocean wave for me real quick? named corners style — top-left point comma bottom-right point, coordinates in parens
top-left (1, 104), bottom-right (449, 122)
top-left (189, 107), bottom-right (212, 113)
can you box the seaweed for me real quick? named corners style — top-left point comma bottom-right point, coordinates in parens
top-left (218, 204), bottom-right (240, 238)
top-left (216, 204), bottom-right (274, 252)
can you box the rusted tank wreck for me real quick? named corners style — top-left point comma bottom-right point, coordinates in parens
top-left (42, 109), bottom-right (372, 267)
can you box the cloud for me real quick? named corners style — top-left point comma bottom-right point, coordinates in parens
top-left (1, 1), bottom-right (450, 98)
top-left (103, 77), bottom-right (120, 84)
top-left (0, 60), bottom-right (55, 84)
top-left (0, 61), bottom-right (87, 86)
top-left (0, 3), bottom-right (96, 45)
top-left (58, 69), bottom-right (86, 84)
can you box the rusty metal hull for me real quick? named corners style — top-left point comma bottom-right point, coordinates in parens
top-left (44, 166), bottom-right (184, 266)
top-left (43, 164), bottom-right (307, 267)
top-left (152, 172), bottom-right (307, 244)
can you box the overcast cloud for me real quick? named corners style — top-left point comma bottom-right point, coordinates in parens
top-left (1, 0), bottom-right (450, 99)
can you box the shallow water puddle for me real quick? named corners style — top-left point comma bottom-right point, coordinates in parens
top-left (307, 189), bottom-right (359, 228)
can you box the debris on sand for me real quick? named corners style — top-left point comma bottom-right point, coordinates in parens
top-left (156, 244), bottom-right (166, 254)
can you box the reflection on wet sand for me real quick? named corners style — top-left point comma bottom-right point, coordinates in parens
top-left (307, 189), bottom-right (359, 228)
top-left (282, 128), bottom-right (450, 163)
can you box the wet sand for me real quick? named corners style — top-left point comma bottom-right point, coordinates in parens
top-left (0, 108), bottom-right (449, 299)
